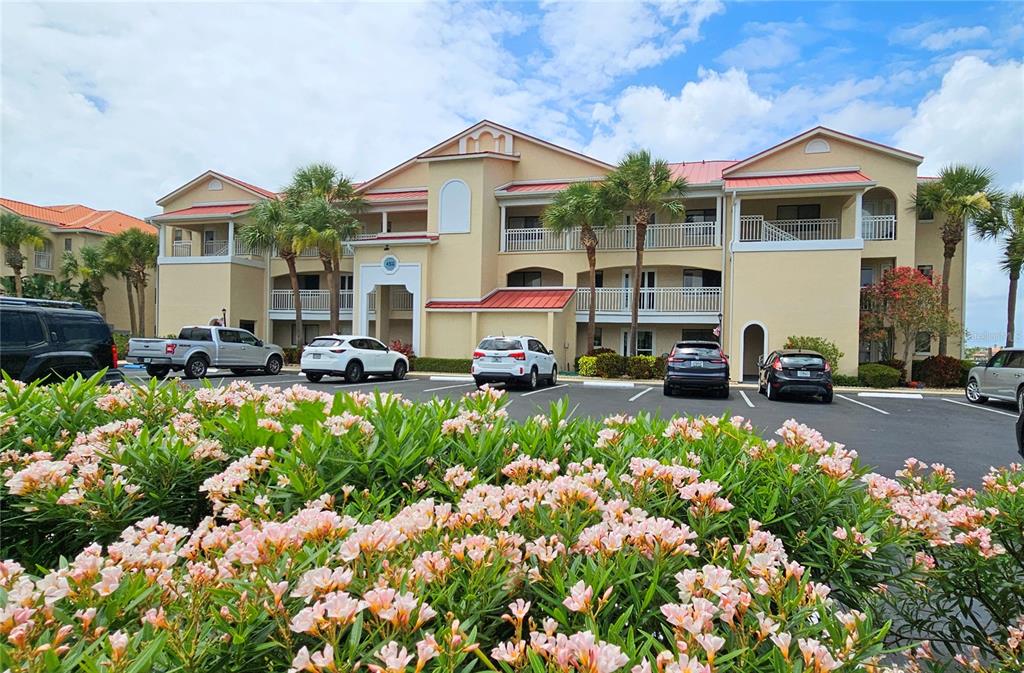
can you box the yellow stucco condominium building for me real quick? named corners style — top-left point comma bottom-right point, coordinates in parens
top-left (150, 121), bottom-right (964, 380)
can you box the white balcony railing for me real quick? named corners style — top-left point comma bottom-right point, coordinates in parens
top-left (203, 239), bottom-right (229, 256)
top-left (233, 239), bottom-right (262, 256)
top-left (739, 216), bottom-right (841, 242)
top-left (170, 241), bottom-right (192, 257)
top-left (503, 222), bottom-right (719, 253)
top-left (271, 289), bottom-right (354, 312)
top-left (862, 215), bottom-right (897, 241)
top-left (367, 289), bottom-right (414, 312)
top-left (575, 287), bottom-right (722, 314)
top-left (33, 251), bottom-right (53, 270)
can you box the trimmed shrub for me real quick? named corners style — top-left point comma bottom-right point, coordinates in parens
top-left (959, 359), bottom-right (975, 387)
top-left (574, 347), bottom-right (615, 371)
top-left (858, 363), bottom-right (901, 388)
top-left (625, 355), bottom-right (658, 379)
top-left (409, 357), bottom-right (471, 373)
top-left (877, 358), bottom-right (908, 386)
top-left (576, 355), bottom-right (597, 377)
top-left (594, 352), bottom-right (626, 378)
top-left (832, 373), bottom-right (861, 387)
top-left (282, 347), bottom-right (302, 364)
top-left (915, 355), bottom-right (964, 388)
top-left (388, 339), bottom-right (415, 359)
top-left (783, 335), bottom-right (844, 371)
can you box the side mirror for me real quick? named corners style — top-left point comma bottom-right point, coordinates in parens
top-left (548, 349), bottom-right (555, 355)
top-left (256, 339), bottom-right (264, 347)
top-left (385, 346), bottom-right (390, 352)
top-left (756, 355), bottom-right (765, 367)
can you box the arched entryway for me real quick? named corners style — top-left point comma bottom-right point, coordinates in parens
top-left (741, 322), bottom-right (766, 381)
top-left (356, 261), bottom-right (421, 354)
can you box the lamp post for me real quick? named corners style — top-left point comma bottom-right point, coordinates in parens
top-left (716, 312), bottom-right (723, 344)
top-left (221, 308), bottom-right (227, 327)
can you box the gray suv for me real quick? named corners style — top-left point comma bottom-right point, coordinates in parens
top-left (966, 349), bottom-right (1024, 411)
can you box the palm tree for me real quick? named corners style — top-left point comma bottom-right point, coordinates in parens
top-left (0, 212), bottom-right (47, 297)
top-left (542, 182), bottom-right (616, 353)
top-left (914, 165), bottom-right (999, 355)
top-left (287, 164), bottom-right (364, 335)
top-left (974, 192), bottom-right (1024, 347)
top-left (78, 245), bottom-right (116, 318)
top-left (103, 235), bottom-right (137, 334)
top-left (104, 230), bottom-right (157, 335)
top-left (602, 151), bottom-right (687, 355)
top-left (241, 199), bottom-right (307, 344)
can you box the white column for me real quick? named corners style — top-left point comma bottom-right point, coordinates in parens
top-left (731, 194), bottom-right (741, 242)
top-left (714, 195), bottom-right (723, 247)
top-left (227, 220), bottom-right (235, 257)
top-left (499, 205), bottom-right (507, 252)
top-left (156, 222), bottom-right (166, 258)
top-left (381, 211), bottom-right (388, 234)
top-left (854, 191), bottom-right (864, 239)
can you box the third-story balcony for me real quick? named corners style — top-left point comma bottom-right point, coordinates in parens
top-left (575, 286), bottom-right (722, 318)
top-left (502, 222), bottom-right (720, 253)
top-left (739, 216), bottom-right (841, 242)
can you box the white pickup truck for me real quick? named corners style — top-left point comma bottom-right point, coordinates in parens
top-left (127, 326), bottom-right (285, 379)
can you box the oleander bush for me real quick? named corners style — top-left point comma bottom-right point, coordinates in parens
top-left (858, 363), bottom-right (901, 389)
top-left (910, 356), bottom-right (969, 389)
top-left (0, 374), bottom-right (1021, 672)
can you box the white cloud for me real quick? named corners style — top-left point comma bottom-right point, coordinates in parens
top-left (819, 100), bottom-right (913, 138)
top-left (921, 26), bottom-right (990, 51)
top-left (717, 22), bottom-right (805, 71)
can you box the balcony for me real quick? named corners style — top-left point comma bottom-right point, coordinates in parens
top-left (575, 286), bottom-right (722, 322)
top-left (33, 251), bottom-right (53, 271)
top-left (739, 216), bottom-right (841, 242)
top-left (503, 222), bottom-right (720, 253)
top-left (168, 239), bottom-right (263, 258)
top-left (862, 215), bottom-right (896, 241)
top-left (269, 288), bottom-right (414, 317)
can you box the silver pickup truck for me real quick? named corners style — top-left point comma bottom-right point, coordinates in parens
top-left (127, 326), bottom-right (285, 379)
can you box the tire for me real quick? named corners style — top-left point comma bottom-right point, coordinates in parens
top-left (663, 383), bottom-right (674, 396)
top-left (1017, 387), bottom-right (1024, 414)
top-left (392, 360), bottom-right (408, 380)
top-left (264, 355), bottom-right (283, 376)
top-left (821, 391), bottom-right (834, 404)
top-left (146, 365), bottom-right (170, 380)
top-left (548, 366), bottom-right (558, 386)
top-left (765, 381), bottom-right (775, 401)
top-left (526, 367), bottom-right (539, 390)
top-left (474, 377), bottom-right (485, 388)
top-left (344, 360), bottom-right (364, 384)
top-left (719, 385), bottom-right (730, 399)
top-left (965, 378), bottom-right (988, 404)
top-left (183, 356), bottom-right (208, 379)
top-left (230, 368), bottom-right (248, 375)
top-left (305, 372), bottom-right (324, 383)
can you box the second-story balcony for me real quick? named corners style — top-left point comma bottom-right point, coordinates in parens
top-left (862, 215), bottom-right (897, 241)
top-left (739, 216), bottom-right (841, 242)
top-left (33, 251), bottom-right (53, 271)
top-left (168, 238), bottom-right (263, 259)
top-left (502, 222), bottom-right (720, 253)
top-left (575, 286), bottom-right (722, 319)
top-left (269, 288), bottom-right (414, 317)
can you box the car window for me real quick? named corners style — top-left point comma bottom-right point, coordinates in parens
top-left (1005, 351), bottom-right (1024, 368)
top-left (989, 352), bottom-right (1010, 368)
top-left (348, 339), bottom-right (366, 350)
top-left (309, 338), bottom-right (345, 348)
top-left (218, 330), bottom-right (241, 344)
top-left (179, 328), bottom-right (212, 341)
top-left (780, 354), bottom-right (826, 368)
top-left (672, 345), bottom-right (720, 358)
top-left (58, 315), bottom-right (109, 346)
top-left (238, 332), bottom-right (259, 346)
top-left (479, 338), bottom-right (521, 351)
top-left (528, 339), bottom-right (546, 353)
top-left (367, 339), bottom-right (387, 351)
top-left (1, 311), bottom-right (28, 347)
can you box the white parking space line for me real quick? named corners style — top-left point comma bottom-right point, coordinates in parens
top-left (738, 390), bottom-right (755, 408)
top-left (429, 375), bottom-right (474, 382)
top-left (423, 383), bottom-right (475, 393)
top-left (859, 392), bottom-right (922, 399)
top-left (629, 387), bottom-right (654, 402)
top-left (521, 384), bottom-right (568, 397)
top-left (836, 394), bottom-right (890, 415)
top-left (942, 398), bottom-right (1017, 418)
top-left (583, 381), bottom-right (635, 388)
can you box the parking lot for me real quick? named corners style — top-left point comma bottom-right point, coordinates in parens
top-left (123, 368), bottom-right (1018, 485)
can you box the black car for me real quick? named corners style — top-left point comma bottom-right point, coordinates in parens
top-left (663, 340), bottom-right (730, 398)
top-left (0, 297), bottom-right (123, 384)
top-left (758, 349), bottom-right (833, 403)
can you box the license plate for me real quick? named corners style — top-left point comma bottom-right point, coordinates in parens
top-left (136, 358), bottom-right (149, 364)
top-left (490, 357), bottom-right (502, 362)
top-left (690, 361), bottom-right (703, 368)
top-left (797, 370), bottom-right (811, 377)
top-left (311, 353), bottom-right (321, 359)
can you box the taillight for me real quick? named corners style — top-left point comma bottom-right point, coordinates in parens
top-left (772, 359), bottom-right (782, 371)
top-left (719, 350), bottom-right (728, 363)
top-left (330, 348), bottom-right (347, 354)
top-left (165, 343), bottom-right (177, 355)
top-left (473, 350), bottom-right (485, 359)
top-left (824, 361), bottom-right (832, 372)
top-left (111, 343), bottom-right (118, 368)
top-left (510, 351), bottom-right (526, 361)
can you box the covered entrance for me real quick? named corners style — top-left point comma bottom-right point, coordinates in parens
top-left (741, 322), bottom-right (766, 381)
top-left (356, 258), bottom-right (421, 354)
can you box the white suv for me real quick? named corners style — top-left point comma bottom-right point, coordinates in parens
top-left (300, 335), bottom-right (409, 383)
top-left (472, 335), bottom-right (558, 390)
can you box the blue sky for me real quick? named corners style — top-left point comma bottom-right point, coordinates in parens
top-left (1, 1), bottom-right (1022, 345)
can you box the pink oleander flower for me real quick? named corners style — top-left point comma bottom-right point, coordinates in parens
top-left (372, 641), bottom-right (414, 673)
top-left (108, 630), bottom-right (129, 662)
top-left (444, 464), bottom-right (476, 490)
top-left (491, 640), bottom-right (527, 664)
top-left (563, 580), bottom-right (594, 613)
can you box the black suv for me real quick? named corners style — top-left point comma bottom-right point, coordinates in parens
top-left (0, 297), bottom-right (123, 384)
top-left (663, 340), bottom-right (730, 398)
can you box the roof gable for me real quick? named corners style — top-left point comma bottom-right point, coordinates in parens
top-left (155, 170), bottom-right (276, 206)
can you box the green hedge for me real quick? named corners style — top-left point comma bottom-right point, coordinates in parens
top-left (831, 373), bottom-right (860, 387)
top-left (594, 352), bottom-right (627, 378)
top-left (858, 363), bottom-right (901, 389)
top-left (410, 357), bottom-right (472, 373)
top-left (783, 335), bottom-right (844, 371)
top-left (577, 355), bottom-right (597, 376)
top-left (911, 357), bottom-right (975, 388)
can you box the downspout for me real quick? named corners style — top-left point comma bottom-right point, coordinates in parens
top-left (728, 190), bottom-right (738, 382)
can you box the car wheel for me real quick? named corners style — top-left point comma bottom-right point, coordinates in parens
top-left (1017, 387), bottom-right (1024, 414)
top-left (965, 378), bottom-right (988, 404)
top-left (146, 365), bottom-right (170, 380)
top-left (184, 356), bottom-right (208, 379)
top-left (765, 381), bottom-right (775, 401)
top-left (345, 360), bottom-right (364, 384)
top-left (663, 383), bottom-right (674, 396)
top-left (392, 360), bottom-right (408, 380)
top-left (549, 366), bottom-right (558, 386)
top-left (264, 355), bottom-right (283, 376)
top-left (821, 391), bottom-right (834, 404)
top-left (230, 368), bottom-right (248, 375)
top-left (720, 385), bottom-right (730, 399)
top-left (474, 377), bottom-right (485, 388)
top-left (305, 372), bottom-right (324, 383)
top-left (527, 367), bottom-right (539, 390)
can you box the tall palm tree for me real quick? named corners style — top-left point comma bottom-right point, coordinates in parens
top-left (241, 199), bottom-right (307, 345)
top-left (287, 164), bottom-right (364, 335)
top-left (104, 230), bottom-right (157, 335)
top-left (542, 182), bottom-right (616, 353)
top-left (78, 245), bottom-right (115, 318)
top-left (602, 151), bottom-right (687, 355)
top-left (0, 212), bottom-right (47, 297)
top-left (103, 235), bottom-right (137, 335)
top-left (914, 165), bottom-right (999, 355)
top-left (974, 192), bottom-right (1024, 347)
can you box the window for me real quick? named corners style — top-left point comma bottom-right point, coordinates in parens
top-left (218, 330), bottom-right (241, 344)
top-left (0, 311), bottom-right (46, 347)
top-left (479, 337), bottom-right (521, 351)
top-left (683, 269), bottom-right (705, 288)
top-left (366, 339), bottom-right (388, 351)
top-left (59, 317), bottom-right (109, 345)
top-left (777, 204), bottom-right (821, 220)
top-left (780, 354), bottom-right (826, 369)
top-left (439, 179), bottom-right (471, 234)
top-left (860, 268), bottom-right (874, 287)
top-left (239, 320), bottom-right (256, 334)
top-left (681, 328), bottom-right (717, 342)
top-left (291, 324), bottom-right (319, 346)
top-left (624, 330), bottom-right (654, 356)
top-left (915, 331), bottom-right (932, 354)
top-left (988, 351), bottom-right (1009, 368)
top-left (173, 229), bottom-right (183, 242)
top-left (528, 339), bottom-right (547, 353)
top-left (178, 328), bottom-right (212, 341)
top-left (208, 178), bottom-right (223, 191)
top-left (238, 332), bottom-right (259, 346)
top-left (917, 265), bottom-right (933, 279)
top-left (64, 238), bottom-right (73, 252)
top-left (299, 275), bottom-right (320, 290)
top-left (1005, 351), bottom-right (1024, 368)
top-left (684, 209), bottom-right (717, 223)
top-left (805, 138), bottom-right (831, 154)
top-left (593, 327), bottom-right (602, 349)
top-left (309, 337), bottom-right (345, 348)
top-left (508, 216), bottom-right (541, 229)
top-left (507, 271), bottom-right (542, 287)
top-left (594, 270), bottom-right (603, 288)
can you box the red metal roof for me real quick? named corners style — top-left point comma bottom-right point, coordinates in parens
top-left (724, 170), bottom-right (873, 190)
top-left (502, 182), bottom-right (574, 194)
top-left (668, 160), bottom-right (738, 184)
top-left (427, 288), bottom-right (574, 310)
top-left (363, 190), bottom-right (427, 202)
top-left (154, 203), bottom-right (253, 219)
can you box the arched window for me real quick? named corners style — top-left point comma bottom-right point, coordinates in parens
top-left (439, 179), bottom-right (471, 234)
top-left (208, 178), bottom-right (223, 191)
top-left (804, 139), bottom-right (830, 154)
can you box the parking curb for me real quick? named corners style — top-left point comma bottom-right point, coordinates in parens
top-left (582, 381), bottom-right (635, 389)
top-left (428, 375), bottom-right (475, 382)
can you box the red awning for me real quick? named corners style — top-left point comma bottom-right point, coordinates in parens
top-left (724, 170), bottom-right (872, 190)
top-left (427, 288), bottom-right (574, 310)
